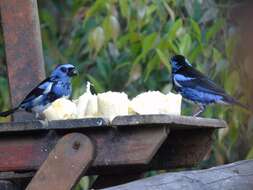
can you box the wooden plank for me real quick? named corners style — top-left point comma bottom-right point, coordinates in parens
top-left (0, 172), bottom-right (34, 181)
top-left (0, 126), bottom-right (168, 174)
top-left (26, 133), bottom-right (94, 190)
top-left (112, 115), bottom-right (227, 129)
top-left (0, 118), bottom-right (109, 133)
top-left (102, 160), bottom-right (253, 190)
top-left (0, 115), bottom-right (226, 133)
top-left (0, 0), bottom-right (45, 121)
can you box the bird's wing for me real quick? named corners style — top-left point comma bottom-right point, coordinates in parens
top-left (174, 66), bottom-right (227, 96)
top-left (20, 78), bottom-right (55, 106)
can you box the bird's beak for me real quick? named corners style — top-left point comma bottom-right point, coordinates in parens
top-left (69, 68), bottom-right (78, 77)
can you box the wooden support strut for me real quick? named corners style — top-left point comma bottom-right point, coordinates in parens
top-left (26, 133), bottom-right (94, 190)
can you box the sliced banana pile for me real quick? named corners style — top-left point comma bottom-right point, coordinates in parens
top-left (43, 82), bottom-right (182, 121)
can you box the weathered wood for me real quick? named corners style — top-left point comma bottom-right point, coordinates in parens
top-left (0, 118), bottom-right (109, 133)
top-left (0, 116), bottom-right (225, 175)
top-left (0, 181), bottom-right (20, 190)
top-left (26, 133), bottom-right (94, 190)
top-left (150, 129), bottom-right (214, 170)
top-left (0, 0), bottom-right (45, 121)
top-left (103, 160), bottom-right (253, 190)
top-left (0, 122), bottom-right (168, 174)
top-left (0, 172), bottom-right (34, 181)
top-left (0, 115), bottom-right (226, 133)
top-left (113, 115), bottom-right (226, 129)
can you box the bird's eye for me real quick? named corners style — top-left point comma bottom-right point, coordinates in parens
top-left (60, 67), bottom-right (67, 73)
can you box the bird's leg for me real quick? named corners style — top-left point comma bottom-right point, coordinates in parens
top-left (193, 104), bottom-right (206, 117)
top-left (36, 113), bottom-right (49, 127)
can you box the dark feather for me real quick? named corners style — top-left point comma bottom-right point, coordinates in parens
top-left (20, 78), bottom-right (53, 106)
top-left (0, 107), bottom-right (19, 117)
top-left (174, 65), bottom-right (227, 97)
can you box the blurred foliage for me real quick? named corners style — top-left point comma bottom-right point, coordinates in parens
top-left (0, 0), bottom-right (252, 189)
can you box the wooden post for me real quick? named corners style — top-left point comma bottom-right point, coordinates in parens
top-left (0, 0), bottom-right (45, 188)
top-left (0, 0), bottom-right (45, 121)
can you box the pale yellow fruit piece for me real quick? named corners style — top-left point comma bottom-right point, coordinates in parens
top-left (43, 98), bottom-right (77, 121)
top-left (129, 91), bottom-right (182, 115)
top-left (76, 82), bottom-right (98, 118)
top-left (85, 95), bottom-right (97, 117)
top-left (165, 92), bottom-right (182, 115)
top-left (97, 91), bottom-right (129, 121)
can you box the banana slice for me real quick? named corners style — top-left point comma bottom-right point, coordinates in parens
top-left (129, 91), bottom-right (182, 115)
top-left (43, 98), bottom-right (77, 121)
top-left (97, 91), bottom-right (129, 121)
top-left (76, 82), bottom-right (98, 118)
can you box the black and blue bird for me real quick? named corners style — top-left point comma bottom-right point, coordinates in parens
top-left (0, 64), bottom-right (77, 118)
top-left (170, 55), bottom-right (247, 116)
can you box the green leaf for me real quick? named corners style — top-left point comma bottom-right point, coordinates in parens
top-left (179, 34), bottom-right (192, 55)
top-left (133, 33), bottom-right (157, 65)
top-left (85, 0), bottom-right (106, 20)
top-left (225, 36), bottom-right (236, 58)
top-left (224, 71), bottom-right (239, 95)
top-left (190, 19), bottom-right (201, 42)
top-left (119, 0), bottom-right (129, 18)
top-left (142, 33), bottom-right (157, 54)
top-left (212, 48), bottom-right (222, 63)
top-left (144, 55), bottom-right (159, 81)
top-left (88, 26), bottom-right (105, 53)
top-left (246, 146), bottom-right (253, 159)
top-left (86, 75), bottom-right (105, 93)
top-left (156, 49), bottom-right (170, 72)
top-left (206, 20), bottom-right (224, 42)
top-left (167, 19), bottom-right (183, 40)
top-left (103, 16), bottom-right (120, 41)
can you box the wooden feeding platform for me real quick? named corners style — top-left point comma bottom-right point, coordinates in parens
top-left (0, 115), bottom-right (226, 189)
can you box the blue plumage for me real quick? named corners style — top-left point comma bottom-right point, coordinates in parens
top-left (170, 55), bottom-right (246, 116)
top-left (0, 64), bottom-right (77, 118)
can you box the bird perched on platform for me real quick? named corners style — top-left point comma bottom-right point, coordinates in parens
top-left (0, 64), bottom-right (77, 118)
top-left (170, 55), bottom-right (247, 116)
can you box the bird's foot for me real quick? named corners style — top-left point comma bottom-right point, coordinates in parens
top-left (38, 119), bottom-right (49, 127)
top-left (36, 113), bottom-right (49, 127)
top-left (192, 105), bottom-right (205, 117)
top-left (193, 110), bottom-right (202, 117)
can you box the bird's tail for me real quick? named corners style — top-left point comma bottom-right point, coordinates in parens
top-left (0, 107), bottom-right (19, 117)
top-left (226, 96), bottom-right (249, 110)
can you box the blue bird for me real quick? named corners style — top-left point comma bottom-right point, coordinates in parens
top-left (0, 64), bottom-right (77, 118)
top-left (170, 55), bottom-right (247, 116)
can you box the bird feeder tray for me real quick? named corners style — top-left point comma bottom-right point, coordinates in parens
top-left (0, 114), bottom-right (226, 178)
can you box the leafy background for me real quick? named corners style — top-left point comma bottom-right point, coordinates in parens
top-left (0, 0), bottom-right (252, 189)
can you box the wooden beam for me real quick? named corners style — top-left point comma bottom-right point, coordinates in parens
top-left (102, 160), bottom-right (253, 190)
top-left (0, 0), bottom-right (45, 121)
top-left (26, 133), bottom-right (94, 190)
